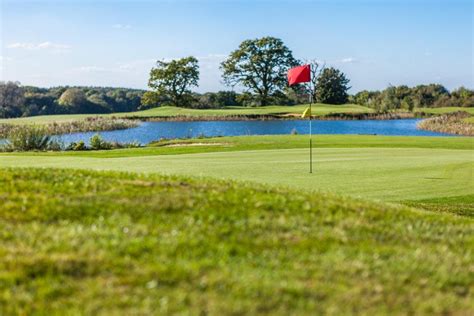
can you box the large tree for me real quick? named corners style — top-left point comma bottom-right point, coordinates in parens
top-left (315, 67), bottom-right (350, 104)
top-left (221, 37), bottom-right (298, 106)
top-left (146, 56), bottom-right (199, 107)
top-left (0, 81), bottom-right (25, 118)
top-left (58, 88), bottom-right (88, 113)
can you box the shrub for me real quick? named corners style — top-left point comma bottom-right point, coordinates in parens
top-left (1, 125), bottom-right (60, 151)
top-left (89, 134), bottom-right (112, 150)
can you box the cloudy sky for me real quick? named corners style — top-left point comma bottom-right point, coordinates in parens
top-left (1, 0), bottom-right (472, 92)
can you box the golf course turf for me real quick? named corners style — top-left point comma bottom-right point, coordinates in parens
top-left (0, 134), bottom-right (473, 314)
top-left (0, 104), bottom-right (373, 125)
top-left (1, 168), bottom-right (473, 314)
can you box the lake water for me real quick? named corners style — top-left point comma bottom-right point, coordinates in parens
top-left (55, 119), bottom-right (453, 145)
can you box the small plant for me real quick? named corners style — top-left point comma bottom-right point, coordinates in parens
top-left (67, 141), bottom-right (87, 151)
top-left (89, 134), bottom-right (112, 150)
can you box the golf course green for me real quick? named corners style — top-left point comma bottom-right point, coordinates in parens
top-left (1, 135), bottom-right (472, 203)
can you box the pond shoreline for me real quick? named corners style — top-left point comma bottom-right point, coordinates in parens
top-left (129, 111), bottom-right (430, 122)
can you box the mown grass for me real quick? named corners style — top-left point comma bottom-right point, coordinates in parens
top-left (415, 107), bottom-right (474, 115)
top-left (0, 168), bottom-right (473, 315)
top-left (1, 140), bottom-right (472, 202)
top-left (0, 104), bottom-right (372, 125)
top-left (1, 134), bottom-right (471, 158)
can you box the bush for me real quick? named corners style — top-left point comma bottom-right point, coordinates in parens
top-left (1, 125), bottom-right (60, 151)
top-left (66, 141), bottom-right (87, 151)
top-left (89, 134), bottom-right (112, 150)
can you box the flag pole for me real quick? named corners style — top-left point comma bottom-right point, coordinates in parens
top-left (309, 82), bottom-right (313, 174)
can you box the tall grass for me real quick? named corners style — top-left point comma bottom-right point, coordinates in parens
top-left (0, 117), bottom-right (138, 138)
top-left (1, 125), bottom-right (60, 151)
top-left (417, 111), bottom-right (474, 136)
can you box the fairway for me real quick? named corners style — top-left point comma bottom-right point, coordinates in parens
top-left (1, 146), bottom-right (472, 202)
top-left (0, 104), bottom-right (372, 125)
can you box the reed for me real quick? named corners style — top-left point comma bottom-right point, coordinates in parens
top-left (0, 125), bottom-right (60, 151)
top-left (417, 111), bottom-right (474, 136)
top-left (0, 117), bottom-right (139, 138)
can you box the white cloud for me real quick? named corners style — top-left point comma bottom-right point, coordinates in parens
top-left (7, 41), bottom-right (71, 51)
top-left (339, 57), bottom-right (358, 64)
top-left (72, 66), bottom-right (108, 73)
top-left (112, 24), bottom-right (132, 29)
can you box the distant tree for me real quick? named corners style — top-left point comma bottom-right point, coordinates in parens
top-left (315, 67), bottom-right (350, 104)
top-left (451, 87), bottom-right (474, 107)
top-left (140, 91), bottom-right (164, 109)
top-left (58, 88), bottom-right (88, 113)
top-left (221, 37), bottom-right (298, 106)
top-left (412, 84), bottom-right (449, 108)
top-left (0, 81), bottom-right (25, 118)
top-left (146, 56), bottom-right (199, 107)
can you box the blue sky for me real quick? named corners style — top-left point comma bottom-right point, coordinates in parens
top-left (1, 0), bottom-right (472, 92)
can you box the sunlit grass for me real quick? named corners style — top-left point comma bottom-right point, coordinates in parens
top-left (1, 168), bottom-right (472, 314)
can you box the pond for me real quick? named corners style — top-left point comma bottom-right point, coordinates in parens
top-left (55, 119), bottom-right (453, 145)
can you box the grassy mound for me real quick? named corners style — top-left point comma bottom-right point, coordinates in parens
top-left (1, 168), bottom-right (472, 314)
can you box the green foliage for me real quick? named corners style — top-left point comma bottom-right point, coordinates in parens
top-left (146, 57), bottom-right (199, 107)
top-left (89, 134), bottom-right (112, 150)
top-left (72, 140), bottom-right (87, 151)
top-left (353, 84), bottom-right (473, 112)
top-left (315, 67), bottom-right (350, 104)
top-left (221, 37), bottom-right (298, 106)
top-left (0, 168), bottom-right (472, 314)
top-left (58, 88), bottom-right (88, 113)
top-left (0, 81), bottom-right (25, 118)
top-left (0, 82), bottom-right (146, 118)
top-left (1, 125), bottom-right (59, 151)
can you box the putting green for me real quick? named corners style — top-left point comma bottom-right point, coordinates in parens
top-left (1, 147), bottom-right (472, 202)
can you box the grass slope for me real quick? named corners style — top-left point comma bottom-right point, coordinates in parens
top-left (0, 104), bottom-right (371, 125)
top-left (1, 135), bottom-right (472, 202)
top-left (416, 107), bottom-right (474, 115)
top-left (1, 168), bottom-right (473, 315)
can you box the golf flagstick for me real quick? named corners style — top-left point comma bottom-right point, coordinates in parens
top-left (287, 64), bottom-right (312, 173)
top-left (309, 82), bottom-right (313, 174)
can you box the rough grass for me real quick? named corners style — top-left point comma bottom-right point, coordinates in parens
top-left (418, 111), bottom-right (474, 136)
top-left (0, 168), bottom-right (473, 315)
top-left (0, 104), bottom-right (372, 125)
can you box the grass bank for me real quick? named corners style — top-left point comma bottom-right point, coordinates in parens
top-left (418, 111), bottom-right (474, 136)
top-left (1, 168), bottom-right (472, 315)
top-left (0, 117), bottom-right (138, 138)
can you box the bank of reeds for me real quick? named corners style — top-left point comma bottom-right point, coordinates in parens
top-left (0, 117), bottom-right (139, 138)
top-left (140, 111), bottom-right (422, 122)
top-left (0, 125), bottom-right (61, 151)
top-left (417, 111), bottom-right (474, 136)
top-left (0, 126), bottom-right (141, 152)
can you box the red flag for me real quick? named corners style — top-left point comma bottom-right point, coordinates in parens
top-left (287, 64), bottom-right (311, 86)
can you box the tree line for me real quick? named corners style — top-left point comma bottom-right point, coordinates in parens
top-left (1, 36), bottom-right (472, 118)
top-left (0, 83), bottom-right (144, 118)
top-left (351, 84), bottom-right (474, 111)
